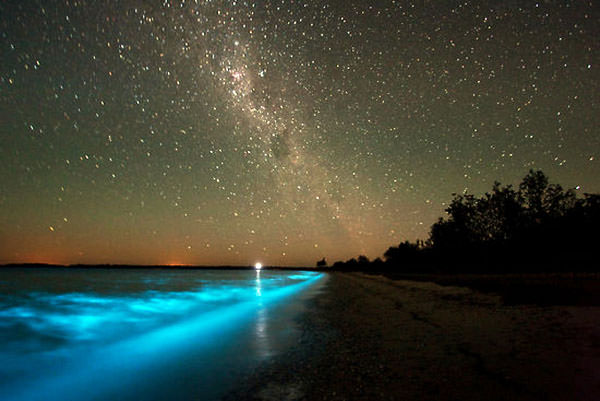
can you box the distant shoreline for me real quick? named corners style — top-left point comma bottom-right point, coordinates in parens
top-left (0, 263), bottom-right (317, 270)
top-left (4, 263), bottom-right (599, 274)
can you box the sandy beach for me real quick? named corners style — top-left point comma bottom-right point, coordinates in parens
top-left (226, 272), bottom-right (600, 401)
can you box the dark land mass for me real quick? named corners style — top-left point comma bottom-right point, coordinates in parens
top-left (379, 272), bottom-right (600, 307)
top-left (225, 272), bottom-right (600, 401)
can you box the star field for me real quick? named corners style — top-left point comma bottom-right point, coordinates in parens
top-left (1, 1), bottom-right (598, 266)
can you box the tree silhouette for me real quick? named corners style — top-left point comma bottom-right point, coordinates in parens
top-left (316, 258), bottom-right (327, 268)
top-left (519, 169), bottom-right (549, 219)
top-left (327, 170), bottom-right (598, 273)
top-left (384, 241), bottom-right (420, 262)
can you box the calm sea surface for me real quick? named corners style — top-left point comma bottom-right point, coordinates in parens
top-left (0, 268), bottom-right (325, 401)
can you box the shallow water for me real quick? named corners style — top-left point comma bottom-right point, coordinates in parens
top-left (0, 268), bottom-right (325, 401)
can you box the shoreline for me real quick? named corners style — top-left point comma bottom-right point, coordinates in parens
top-left (225, 272), bottom-right (600, 400)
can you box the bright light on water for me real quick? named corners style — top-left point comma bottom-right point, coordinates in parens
top-left (0, 268), bottom-right (324, 401)
top-left (255, 262), bottom-right (262, 270)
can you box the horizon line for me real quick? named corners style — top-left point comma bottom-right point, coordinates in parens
top-left (0, 262), bottom-right (317, 270)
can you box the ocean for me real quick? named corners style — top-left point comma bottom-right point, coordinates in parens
top-left (0, 267), bottom-right (325, 400)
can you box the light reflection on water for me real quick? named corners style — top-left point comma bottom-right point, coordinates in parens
top-left (254, 270), bottom-right (270, 358)
top-left (0, 268), bottom-right (324, 401)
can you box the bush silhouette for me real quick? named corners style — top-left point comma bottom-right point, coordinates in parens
top-left (316, 258), bottom-right (327, 268)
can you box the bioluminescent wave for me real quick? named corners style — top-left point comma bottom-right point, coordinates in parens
top-left (0, 268), bottom-right (324, 401)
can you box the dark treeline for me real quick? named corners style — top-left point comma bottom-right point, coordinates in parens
top-left (322, 170), bottom-right (600, 273)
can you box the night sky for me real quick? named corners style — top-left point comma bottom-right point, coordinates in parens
top-left (1, 1), bottom-right (598, 266)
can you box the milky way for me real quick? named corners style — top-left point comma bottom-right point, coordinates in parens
top-left (1, 1), bottom-right (598, 266)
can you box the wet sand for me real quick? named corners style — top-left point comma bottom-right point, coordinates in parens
top-left (226, 272), bottom-right (600, 400)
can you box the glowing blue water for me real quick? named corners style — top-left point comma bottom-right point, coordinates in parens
top-left (0, 268), bottom-right (324, 400)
